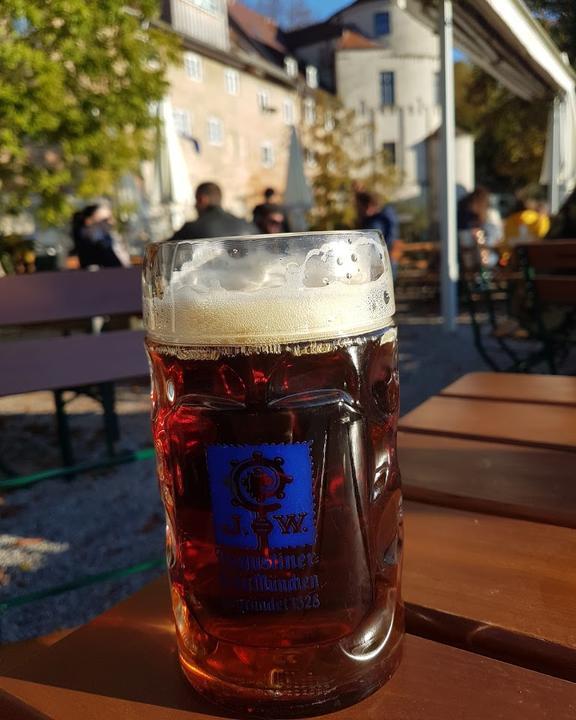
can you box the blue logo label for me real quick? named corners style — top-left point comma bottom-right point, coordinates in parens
top-left (207, 443), bottom-right (315, 551)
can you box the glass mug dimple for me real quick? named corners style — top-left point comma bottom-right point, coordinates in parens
top-left (143, 231), bottom-right (404, 717)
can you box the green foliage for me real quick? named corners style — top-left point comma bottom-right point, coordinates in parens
top-left (304, 96), bottom-right (400, 230)
top-left (0, 1), bottom-right (178, 224)
top-left (526, 0), bottom-right (576, 65)
top-left (455, 63), bottom-right (548, 192)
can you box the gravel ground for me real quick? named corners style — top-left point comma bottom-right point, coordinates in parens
top-left (0, 316), bottom-right (574, 643)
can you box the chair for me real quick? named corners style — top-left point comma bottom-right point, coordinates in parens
top-left (515, 241), bottom-right (576, 374)
top-left (462, 235), bottom-right (576, 373)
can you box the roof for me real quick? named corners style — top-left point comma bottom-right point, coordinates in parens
top-left (283, 20), bottom-right (345, 49)
top-left (406, 0), bottom-right (576, 99)
top-left (336, 29), bottom-right (379, 50)
top-left (228, 0), bottom-right (287, 54)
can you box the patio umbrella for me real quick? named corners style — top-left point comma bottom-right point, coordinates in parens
top-left (141, 98), bottom-right (194, 240)
top-left (284, 126), bottom-right (313, 232)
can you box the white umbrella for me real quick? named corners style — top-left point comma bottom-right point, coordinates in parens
top-left (284, 126), bottom-right (313, 231)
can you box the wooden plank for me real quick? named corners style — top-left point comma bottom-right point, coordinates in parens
top-left (0, 330), bottom-right (148, 397)
top-left (399, 395), bottom-right (576, 452)
top-left (1, 579), bottom-right (575, 719)
top-left (440, 372), bottom-right (576, 407)
top-left (0, 267), bottom-right (142, 327)
top-left (534, 276), bottom-right (576, 304)
top-left (403, 502), bottom-right (576, 681)
top-left (399, 432), bottom-right (576, 528)
top-left (517, 240), bottom-right (576, 271)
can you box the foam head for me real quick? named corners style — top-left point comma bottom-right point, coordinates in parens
top-left (143, 231), bottom-right (395, 347)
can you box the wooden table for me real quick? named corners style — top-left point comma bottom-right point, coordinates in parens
top-left (2, 372), bottom-right (576, 717)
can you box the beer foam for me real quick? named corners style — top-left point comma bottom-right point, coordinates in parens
top-left (144, 231), bottom-right (395, 347)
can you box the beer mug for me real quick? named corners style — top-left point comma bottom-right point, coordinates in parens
top-left (143, 231), bottom-right (403, 716)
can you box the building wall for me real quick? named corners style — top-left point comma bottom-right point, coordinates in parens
top-left (168, 0), bottom-right (230, 51)
top-left (333, 2), bottom-right (441, 204)
top-left (167, 53), bottom-right (301, 219)
top-left (335, 0), bottom-right (438, 56)
top-left (336, 48), bottom-right (440, 201)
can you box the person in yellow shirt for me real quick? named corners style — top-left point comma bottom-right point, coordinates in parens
top-left (504, 199), bottom-right (550, 247)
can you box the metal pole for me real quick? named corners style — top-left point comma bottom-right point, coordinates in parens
top-left (439, 0), bottom-right (458, 332)
top-left (549, 96), bottom-right (561, 214)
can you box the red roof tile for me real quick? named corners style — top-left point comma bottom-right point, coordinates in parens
top-left (336, 29), bottom-right (379, 49)
top-left (228, 0), bottom-right (287, 53)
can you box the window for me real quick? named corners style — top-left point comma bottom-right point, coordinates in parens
top-left (324, 110), bottom-right (335, 132)
top-left (306, 65), bottom-right (318, 89)
top-left (304, 97), bottom-right (316, 125)
top-left (282, 98), bottom-right (295, 125)
top-left (359, 99), bottom-right (367, 116)
top-left (173, 108), bottom-right (191, 137)
top-left (380, 71), bottom-right (395, 106)
top-left (261, 142), bottom-right (274, 168)
top-left (383, 142), bottom-right (396, 166)
top-left (192, 0), bottom-right (219, 13)
top-left (184, 52), bottom-right (202, 82)
top-left (207, 116), bottom-right (223, 145)
top-left (284, 56), bottom-right (298, 78)
top-left (224, 68), bottom-right (240, 95)
top-left (304, 148), bottom-right (316, 168)
top-left (257, 89), bottom-right (270, 111)
top-left (374, 11), bottom-right (391, 37)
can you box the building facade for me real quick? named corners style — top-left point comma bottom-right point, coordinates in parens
top-left (153, 0), bottom-right (321, 228)
top-left (286, 0), bottom-right (473, 212)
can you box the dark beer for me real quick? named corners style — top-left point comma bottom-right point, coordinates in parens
top-left (144, 231), bottom-right (403, 715)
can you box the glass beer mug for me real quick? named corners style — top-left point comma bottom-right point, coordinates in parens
top-left (143, 231), bottom-right (403, 716)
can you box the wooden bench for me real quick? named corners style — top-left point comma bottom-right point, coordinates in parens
top-left (0, 268), bottom-right (146, 470)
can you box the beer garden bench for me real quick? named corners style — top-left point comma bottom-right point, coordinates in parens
top-left (0, 267), bottom-right (149, 484)
top-left (461, 239), bottom-right (576, 373)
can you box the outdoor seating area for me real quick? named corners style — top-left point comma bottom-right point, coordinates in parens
top-left (1, 371), bottom-right (575, 718)
top-left (461, 239), bottom-right (576, 373)
top-left (2, 0), bottom-right (576, 716)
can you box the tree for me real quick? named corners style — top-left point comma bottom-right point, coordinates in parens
top-left (0, 1), bottom-right (177, 225)
top-left (303, 96), bottom-right (400, 230)
top-left (455, 63), bottom-right (549, 193)
top-left (526, 1), bottom-right (576, 66)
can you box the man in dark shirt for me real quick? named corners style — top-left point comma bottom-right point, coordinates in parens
top-left (355, 191), bottom-right (398, 251)
top-left (170, 182), bottom-right (256, 240)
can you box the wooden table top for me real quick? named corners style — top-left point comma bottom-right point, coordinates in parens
top-left (2, 372), bottom-right (576, 716)
top-left (403, 502), bottom-right (576, 680)
top-left (2, 579), bottom-right (575, 720)
top-left (440, 372), bottom-right (576, 407)
top-left (399, 395), bottom-right (576, 451)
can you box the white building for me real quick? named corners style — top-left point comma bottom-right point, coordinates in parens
top-left (285, 0), bottom-right (474, 211)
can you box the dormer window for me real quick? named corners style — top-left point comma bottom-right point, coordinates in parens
top-left (306, 65), bottom-right (318, 89)
top-left (284, 56), bottom-right (298, 78)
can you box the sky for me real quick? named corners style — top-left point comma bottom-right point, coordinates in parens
top-left (306, 0), bottom-right (350, 18)
top-left (244, 0), bottom-right (350, 23)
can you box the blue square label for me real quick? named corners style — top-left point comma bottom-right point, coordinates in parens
top-left (207, 443), bottom-right (315, 551)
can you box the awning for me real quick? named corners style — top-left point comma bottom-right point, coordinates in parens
top-left (405, 0), bottom-right (576, 330)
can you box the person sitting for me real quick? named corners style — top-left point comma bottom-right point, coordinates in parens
top-left (72, 204), bottom-right (129, 269)
top-left (504, 197), bottom-right (550, 247)
top-left (355, 191), bottom-right (398, 252)
top-left (252, 187), bottom-right (276, 230)
top-left (171, 182), bottom-right (256, 240)
top-left (255, 204), bottom-right (287, 234)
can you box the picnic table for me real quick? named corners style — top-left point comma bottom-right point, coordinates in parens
top-left (1, 372), bottom-right (576, 718)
